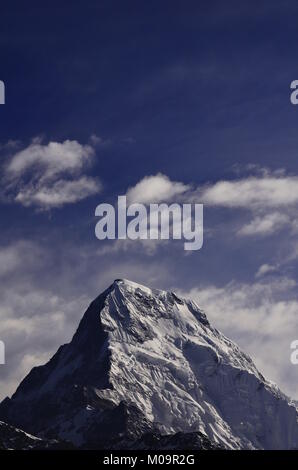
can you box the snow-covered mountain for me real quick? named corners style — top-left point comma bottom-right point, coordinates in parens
top-left (0, 279), bottom-right (297, 449)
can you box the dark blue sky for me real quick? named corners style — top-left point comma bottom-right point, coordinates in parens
top-left (1, 1), bottom-right (298, 274)
top-left (0, 1), bottom-right (298, 399)
top-left (1, 1), bottom-right (298, 174)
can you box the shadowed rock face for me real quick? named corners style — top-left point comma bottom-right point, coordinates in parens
top-left (0, 279), bottom-right (297, 450)
top-left (0, 421), bottom-right (41, 450)
top-left (0, 420), bottom-right (70, 450)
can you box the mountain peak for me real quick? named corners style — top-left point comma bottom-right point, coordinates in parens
top-left (111, 278), bottom-right (166, 296)
top-left (0, 280), bottom-right (297, 450)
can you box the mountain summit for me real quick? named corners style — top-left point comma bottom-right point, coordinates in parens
top-left (0, 279), bottom-right (297, 449)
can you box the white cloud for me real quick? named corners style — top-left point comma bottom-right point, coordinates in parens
top-left (0, 246), bottom-right (22, 277)
top-left (6, 139), bottom-right (94, 180)
top-left (0, 288), bottom-right (89, 399)
top-left (125, 171), bottom-right (298, 239)
top-left (200, 175), bottom-right (298, 209)
top-left (2, 139), bottom-right (101, 209)
top-left (0, 241), bottom-right (44, 277)
top-left (15, 176), bottom-right (101, 208)
top-left (237, 212), bottom-right (290, 236)
top-left (195, 172), bottom-right (298, 238)
top-left (126, 173), bottom-right (190, 204)
top-left (255, 263), bottom-right (278, 279)
top-left (0, 239), bottom-right (91, 399)
top-left (180, 277), bottom-right (298, 399)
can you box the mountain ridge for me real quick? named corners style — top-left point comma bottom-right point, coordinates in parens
top-left (0, 279), bottom-right (297, 449)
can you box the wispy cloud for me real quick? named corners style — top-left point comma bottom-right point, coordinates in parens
top-left (237, 212), bottom-right (290, 236)
top-left (1, 138), bottom-right (102, 209)
top-left (200, 175), bottom-right (298, 209)
top-left (255, 263), bottom-right (278, 279)
top-left (198, 171), bottom-right (298, 237)
top-left (14, 175), bottom-right (100, 208)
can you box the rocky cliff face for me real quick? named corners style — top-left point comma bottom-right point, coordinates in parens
top-left (0, 420), bottom-right (65, 449)
top-left (0, 279), bottom-right (297, 449)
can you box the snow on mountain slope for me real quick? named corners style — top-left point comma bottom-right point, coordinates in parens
top-left (0, 421), bottom-right (41, 449)
top-left (0, 279), bottom-right (297, 449)
top-left (0, 420), bottom-right (65, 449)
